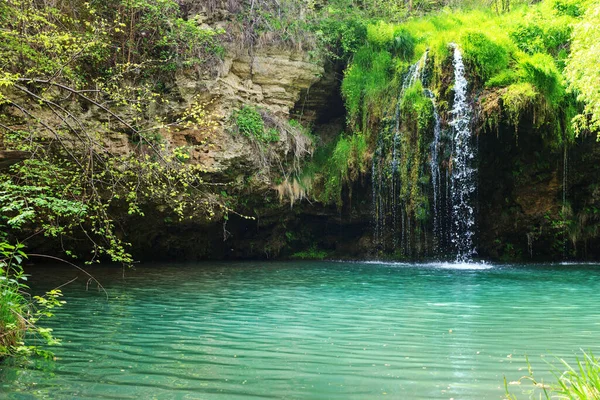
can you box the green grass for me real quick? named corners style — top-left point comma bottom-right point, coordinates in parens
top-left (505, 351), bottom-right (600, 399)
top-left (339, 0), bottom-right (589, 145)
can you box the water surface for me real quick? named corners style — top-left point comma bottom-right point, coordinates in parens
top-left (1, 261), bottom-right (600, 399)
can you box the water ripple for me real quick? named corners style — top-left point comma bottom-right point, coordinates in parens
top-left (1, 261), bottom-right (600, 399)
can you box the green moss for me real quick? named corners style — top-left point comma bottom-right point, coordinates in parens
top-left (501, 82), bottom-right (538, 127)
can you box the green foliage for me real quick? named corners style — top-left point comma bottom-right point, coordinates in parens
top-left (342, 48), bottom-right (393, 126)
top-left (301, 132), bottom-right (368, 207)
top-left (401, 81), bottom-right (434, 132)
top-left (322, 135), bottom-right (358, 206)
top-left (0, 242), bottom-right (65, 359)
top-left (565, 1), bottom-right (600, 137)
top-left (487, 70), bottom-right (520, 88)
top-left (509, 16), bottom-right (572, 56)
top-left (0, 0), bottom-right (223, 86)
top-left (235, 106), bottom-right (265, 139)
top-left (553, 0), bottom-right (586, 16)
top-left (518, 53), bottom-right (565, 106)
top-left (367, 21), bottom-right (397, 48)
top-left (233, 106), bottom-right (280, 144)
top-left (501, 82), bottom-right (538, 127)
top-left (367, 21), bottom-right (416, 58)
top-left (315, 18), bottom-right (368, 60)
top-left (393, 29), bottom-right (416, 61)
top-left (460, 31), bottom-right (510, 82)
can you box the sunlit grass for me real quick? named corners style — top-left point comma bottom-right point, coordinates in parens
top-left (505, 352), bottom-right (600, 400)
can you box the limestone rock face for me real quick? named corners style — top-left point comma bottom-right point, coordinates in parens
top-left (163, 46), bottom-right (325, 180)
top-left (176, 47), bottom-right (324, 118)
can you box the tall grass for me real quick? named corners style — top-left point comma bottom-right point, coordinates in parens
top-left (555, 353), bottom-right (600, 399)
top-left (505, 351), bottom-right (600, 400)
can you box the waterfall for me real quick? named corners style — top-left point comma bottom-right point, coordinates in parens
top-left (562, 143), bottom-right (568, 258)
top-left (372, 46), bottom-right (478, 261)
top-left (372, 52), bottom-right (428, 251)
top-left (372, 134), bottom-right (384, 246)
top-left (449, 44), bottom-right (477, 262)
top-left (402, 50), bottom-right (428, 92)
top-left (425, 89), bottom-right (442, 252)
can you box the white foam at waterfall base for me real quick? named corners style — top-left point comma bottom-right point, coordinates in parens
top-left (358, 260), bottom-right (493, 270)
top-left (449, 44), bottom-right (477, 262)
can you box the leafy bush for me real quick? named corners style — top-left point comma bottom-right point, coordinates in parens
top-left (367, 21), bottom-right (397, 48)
top-left (317, 18), bottom-right (368, 60)
top-left (553, 0), bottom-right (585, 16)
top-left (233, 106), bottom-right (280, 143)
top-left (235, 106), bottom-right (265, 138)
top-left (366, 22), bottom-right (415, 59)
top-left (509, 18), bottom-right (572, 56)
top-left (0, 242), bottom-right (64, 359)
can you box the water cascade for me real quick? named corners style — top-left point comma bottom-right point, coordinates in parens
top-left (372, 51), bottom-right (429, 251)
top-left (448, 44), bottom-right (477, 261)
top-left (425, 88), bottom-right (442, 252)
top-left (372, 45), bottom-right (477, 261)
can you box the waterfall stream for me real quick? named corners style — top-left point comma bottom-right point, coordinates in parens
top-left (425, 88), bottom-right (442, 252)
top-left (449, 44), bottom-right (477, 261)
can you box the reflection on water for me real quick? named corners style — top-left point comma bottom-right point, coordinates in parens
top-left (1, 261), bottom-right (600, 399)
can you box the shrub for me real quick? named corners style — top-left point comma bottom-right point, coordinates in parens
top-left (509, 18), bottom-right (572, 56)
top-left (235, 106), bottom-right (264, 138)
top-left (233, 106), bottom-right (281, 144)
top-left (0, 242), bottom-right (64, 359)
top-left (317, 18), bottom-right (368, 60)
top-left (553, 0), bottom-right (585, 16)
